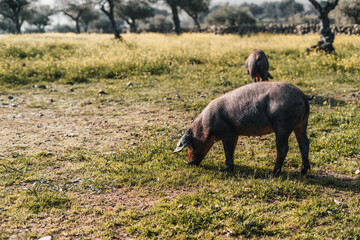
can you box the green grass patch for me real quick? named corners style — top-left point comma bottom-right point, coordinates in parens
top-left (0, 33), bottom-right (359, 239)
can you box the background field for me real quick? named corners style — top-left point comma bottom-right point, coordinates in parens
top-left (0, 33), bottom-right (359, 239)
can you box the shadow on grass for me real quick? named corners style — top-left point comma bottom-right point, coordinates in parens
top-left (311, 95), bottom-right (347, 107)
top-left (303, 173), bottom-right (360, 192)
top-left (202, 163), bottom-right (360, 193)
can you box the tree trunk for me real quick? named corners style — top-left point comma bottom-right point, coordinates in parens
top-left (75, 19), bottom-right (81, 34)
top-left (84, 23), bottom-right (88, 33)
top-left (182, 8), bottom-right (201, 33)
top-left (130, 22), bottom-right (136, 33)
top-left (100, 1), bottom-right (122, 40)
top-left (170, 4), bottom-right (181, 35)
top-left (14, 15), bottom-right (21, 34)
top-left (110, 17), bottom-right (121, 39)
top-left (37, 26), bottom-right (45, 33)
top-left (15, 22), bottom-right (21, 34)
top-left (308, 0), bottom-right (339, 53)
top-left (125, 18), bottom-right (137, 33)
top-left (194, 18), bottom-right (201, 33)
top-left (62, 11), bottom-right (82, 34)
top-left (318, 14), bottom-right (334, 51)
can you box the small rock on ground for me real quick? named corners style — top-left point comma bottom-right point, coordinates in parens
top-left (98, 90), bottom-right (106, 95)
top-left (39, 236), bottom-right (51, 240)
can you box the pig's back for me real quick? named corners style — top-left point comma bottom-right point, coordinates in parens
top-left (201, 82), bottom-right (308, 136)
top-left (220, 82), bottom-right (307, 108)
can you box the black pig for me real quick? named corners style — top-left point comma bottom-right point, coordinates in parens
top-left (245, 49), bottom-right (273, 82)
top-left (174, 82), bottom-right (312, 176)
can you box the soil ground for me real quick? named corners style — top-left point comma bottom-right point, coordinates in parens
top-left (0, 84), bottom-right (185, 157)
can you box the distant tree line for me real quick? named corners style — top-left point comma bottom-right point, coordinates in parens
top-left (0, 0), bottom-right (358, 38)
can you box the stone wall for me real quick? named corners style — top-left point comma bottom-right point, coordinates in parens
top-left (182, 24), bottom-right (360, 35)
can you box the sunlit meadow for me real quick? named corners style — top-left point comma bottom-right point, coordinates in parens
top-left (0, 33), bottom-right (359, 239)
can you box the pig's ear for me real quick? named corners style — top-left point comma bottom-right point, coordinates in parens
top-left (173, 130), bottom-right (192, 153)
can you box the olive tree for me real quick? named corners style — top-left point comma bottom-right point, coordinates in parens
top-left (0, 0), bottom-right (32, 34)
top-left (148, 15), bottom-right (172, 32)
top-left (99, 0), bottom-right (122, 39)
top-left (0, 18), bottom-right (16, 33)
top-left (206, 4), bottom-right (256, 26)
top-left (338, 0), bottom-right (360, 24)
top-left (80, 3), bottom-right (99, 32)
top-left (116, 0), bottom-right (153, 33)
top-left (308, 0), bottom-right (339, 53)
top-left (58, 0), bottom-right (93, 34)
top-left (27, 5), bottom-right (54, 32)
top-left (179, 0), bottom-right (210, 32)
top-left (279, 0), bottom-right (304, 22)
top-left (164, 0), bottom-right (181, 34)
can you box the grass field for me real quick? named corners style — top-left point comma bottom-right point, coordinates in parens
top-left (0, 33), bottom-right (359, 239)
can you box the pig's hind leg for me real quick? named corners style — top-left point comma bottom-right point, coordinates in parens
top-left (221, 134), bottom-right (239, 171)
top-left (272, 128), bottom-right (292, 176)
top-left (294, 124), bottom-right (310, 175)
top-left (260, 72), bottom-right (269, 82)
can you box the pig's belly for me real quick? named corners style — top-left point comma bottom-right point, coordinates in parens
top-left (239, 124), bottom-right (274, 136)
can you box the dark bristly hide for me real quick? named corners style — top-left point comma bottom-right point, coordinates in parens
top-left (245, 49), bottom-right (273, 83)
top-left (174, 82), bottom-right (312, 176)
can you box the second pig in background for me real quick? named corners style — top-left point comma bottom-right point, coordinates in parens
top-left (245, 49), bottom-right (273, 82)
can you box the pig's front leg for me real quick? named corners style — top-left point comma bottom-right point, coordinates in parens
top-left (221, 134), bottom-right (239, 171)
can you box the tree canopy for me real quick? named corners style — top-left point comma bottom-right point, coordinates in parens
top-left (0, 0), bottom-right (32, 33)
top-left (164, 0), bottom-right (181, 34)
top-left (58, 0), bottom-right (94, 33)
top-left (338, 0), bottom-right (360, 24)
top-left (27, 5), bottom-right (54, 32)
top-left (99, 0), bottom-right (122, 39)
top-left (206, 4), bottom-right (256, 26)
top-left (308, 0), bottom-right (339, 53)
top-left (179, 0), bottom-right (210, 32)
top-left (116, 0), bottom-right (153, 33)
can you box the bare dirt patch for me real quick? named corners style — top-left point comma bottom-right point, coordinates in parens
top-left (3, 187), bottom-right (195, 239)
top-left (0, 85), bottom-right (186, 157)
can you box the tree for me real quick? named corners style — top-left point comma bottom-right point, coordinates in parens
top-left (153, 8), bottom-right (170, 17)
top-left (261, 2), bottom-right (281, 22)
top-left (243, 3), bottom-right (263, 18)
top-left (308, 0), bottom-right (339, 53)
top-left (179, 0), bottom-right (210, 32)
top-left (230, 7), bottom-right (256, 26)
top-left (148, 15), bottom-right (172, 32)
top-left (27, 5), bottom-right (54, 32)
top-left (99, 0), bottom-right (122, 39)
top-left (0, 0), bottom-right (32, 34)
top-left (240, 3), bottom-right (265, 23)
top-left (92, 15), bottom-right (123, 33)
top-left (58, 0), bottom-right (91, 34)
top-left (338, 0), bottom-right (360, 24)
top-left (206, 4), bottom-right (256, 26)
top-left (116, 0), bottom-right (153, 33)
top-left (206, 5), bottom-right (227, 25)
top-left (164, 0), bottom-right (181, 34)
top-left (52, 23), bottom-right (75, 32)
top-left (279, 0), bottom-right (304, 22)
top-left (0, 18), bottom-right (16, 33)
top-left (80, 4), bottom-right (99, 32)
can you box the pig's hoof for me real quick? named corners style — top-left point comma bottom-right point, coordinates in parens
top-left (300, 168), bottom-right (310, 175)
top-left (222, 165), bottom-right (234, 172)
top-left (188, 161), bottom-right (201, 166)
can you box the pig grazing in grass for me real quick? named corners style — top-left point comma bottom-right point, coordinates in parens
top-left (245, 49), bottom-right (273, 82)
top-left (174, 82), bottom-right (312, 176)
